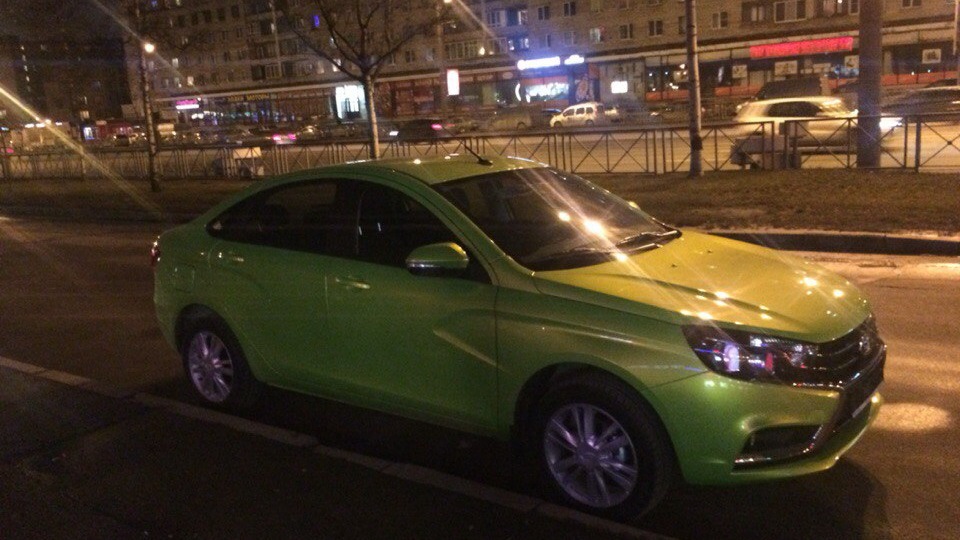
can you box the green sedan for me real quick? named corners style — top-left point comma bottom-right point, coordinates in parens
top-left (153, 155), bottom-right (884, 518)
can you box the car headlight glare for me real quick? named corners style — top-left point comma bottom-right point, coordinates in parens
top-left (682, 326), bottom-right (818, 383)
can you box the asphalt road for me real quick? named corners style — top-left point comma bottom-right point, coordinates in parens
top-left (1, 217), bottom-right (958, 539)
top-left (7, 121), bottom-right (960, 180)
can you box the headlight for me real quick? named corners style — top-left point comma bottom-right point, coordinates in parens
top-left (682, 326), bottom-right (818, 384)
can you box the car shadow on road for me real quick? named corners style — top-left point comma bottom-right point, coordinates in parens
top-left (643, 460), bottom-right (891, 539)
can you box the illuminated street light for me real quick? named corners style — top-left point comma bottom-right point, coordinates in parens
top-left (143, 42), bottom-right (156, 54)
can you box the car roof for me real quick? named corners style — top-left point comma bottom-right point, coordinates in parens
top-left (268, 154), bottom-right (547, 187)
top-left (749, 96), bottom-right (843, 106)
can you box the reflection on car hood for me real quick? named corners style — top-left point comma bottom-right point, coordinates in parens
top-left (533, 231), bottom-right (870, 343)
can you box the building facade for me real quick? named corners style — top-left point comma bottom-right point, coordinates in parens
top-left (0, 36), bottom-right (129, 125)
top-left (133, 0), bottom-right (960, 124)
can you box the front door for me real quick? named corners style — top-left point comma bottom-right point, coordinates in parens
top-left (323, 180), bottom-right (499, 432)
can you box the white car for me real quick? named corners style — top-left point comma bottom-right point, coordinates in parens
top-left (734, 96), bottom-right (858, 141)
top-left (550, 102), bottom-right (611, 128)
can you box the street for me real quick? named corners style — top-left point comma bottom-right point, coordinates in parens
top-left (1, 217), bottom-right (958, 538)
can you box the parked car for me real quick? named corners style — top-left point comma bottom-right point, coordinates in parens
top-left (153, 155), bottom-right (884, 519)
top-left (550, 102), bottom-right (611, 128)
top-left (884, 86), bottom-right (960, 122)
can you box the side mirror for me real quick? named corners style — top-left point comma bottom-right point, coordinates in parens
top-left (405, 242), bottom-right (469, 277)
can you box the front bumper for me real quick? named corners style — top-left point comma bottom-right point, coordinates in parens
top-left (649, 345), bottom-right (884, 485)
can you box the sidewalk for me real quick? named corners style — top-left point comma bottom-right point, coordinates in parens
top-left (0, 358), bottom-right (666, 540)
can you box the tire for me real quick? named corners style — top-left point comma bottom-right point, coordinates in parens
top-left (553, 122), bottom-right (562, 129)
top-left (180, 315), bottom-right (263, 410)
top-left (529, 372), bottom-right (675, 520)
top-left (516, 122), bottom-right (527, 130)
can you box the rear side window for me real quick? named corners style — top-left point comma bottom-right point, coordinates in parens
top-left (208, 179), bottom-right (355, 256)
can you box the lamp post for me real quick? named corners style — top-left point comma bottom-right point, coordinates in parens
top-left (135, 0), bottom-right (161, 192)
top-left (684, 0), bottom-right (703, 177)
top-left (435, 0), bottom-right (452, 115)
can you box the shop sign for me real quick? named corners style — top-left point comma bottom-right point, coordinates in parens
top-left (446, 69), bottom-right (460, 96)
top-left (175, 99), bottom-right (200, 110)
top-left (774, 61), bottom-right (798, 76)
top-left (750, 36), bottom-right (853, 59)
top-left (922, 48), bottom-right (942, 64)
top-left (732, 64), bottom-right (748, 79)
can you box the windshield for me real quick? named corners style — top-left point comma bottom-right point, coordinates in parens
top-left (433, 168), bottom-right (676, 271)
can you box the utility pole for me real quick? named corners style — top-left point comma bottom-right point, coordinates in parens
top-left (134, 0), bottom-right (161, 192)
top-left (856, 0), bottom-right (882, 168)
top-left (954, 0), bottom-right (959, 84)
top-left (435, 0), bottom-right (451, 116)
top-left (684, 0), bottom-right (703, 177)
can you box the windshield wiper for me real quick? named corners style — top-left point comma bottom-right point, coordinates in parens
top-left (616, 228), bottom-right (681, 249)
top-left (525, 246), bottom-right (618, 269)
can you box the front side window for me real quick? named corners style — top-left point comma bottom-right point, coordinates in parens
top-left (354, 183), bottom-right (459, 267)
top-left (433, 169), bottom-right (675, 271)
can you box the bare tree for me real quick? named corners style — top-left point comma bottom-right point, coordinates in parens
top-left (115, 0), bottom-right (202, 191)
top-left (276, 0), bottom-right (452, 159)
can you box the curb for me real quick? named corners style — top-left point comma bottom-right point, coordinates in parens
top-left (0, 356), bottom-right (670, 540)
top-left (712, 230), bottom-right (960, 256)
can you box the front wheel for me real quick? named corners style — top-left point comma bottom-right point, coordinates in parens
top-left (181, 316), bottom-right (262, 410)
top-left (531, 373), bottom-right (675, 519)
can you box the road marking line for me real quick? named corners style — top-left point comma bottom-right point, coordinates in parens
top-left (37, 369), bottom-right (93, 387)
top-left (313, 444), bottom-right (392, 471)
top-left (133, 393), bottom-right (319, 448)
top-left (0, 356), bottom-right (48, 374)
top-left (382, 462), bottom-right (541, 513)
top-left (538, 502), bottom-right (671, 539)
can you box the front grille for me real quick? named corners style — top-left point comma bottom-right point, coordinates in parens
top-left (790, 317), bottom-right (884, 387)
top-left (834, 349), bottom-right (885, 427)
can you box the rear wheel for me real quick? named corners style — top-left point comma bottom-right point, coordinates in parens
top-left (181, 316), bottom-right (262, 410)
top-left (530, 372), bottom-right (674, 519)
top-left (553, 122), bottom-right (563, 128)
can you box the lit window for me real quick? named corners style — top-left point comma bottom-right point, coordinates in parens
top-left (589, 27), bottom-right (603, 43)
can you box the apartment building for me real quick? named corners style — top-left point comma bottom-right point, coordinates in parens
top-left (134, 0), bottom-right (959, 124)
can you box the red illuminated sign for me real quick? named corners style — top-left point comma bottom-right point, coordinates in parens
top-left (750, 36), bottom-right (854, 59)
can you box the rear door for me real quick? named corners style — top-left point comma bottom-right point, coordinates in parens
top-left (204, 179), bottom-right (350, 384)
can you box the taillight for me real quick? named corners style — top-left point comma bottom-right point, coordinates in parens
top-left (431, 123), bottom-right (443, 131)
top-left (150, 239), bottom-right (161, 269)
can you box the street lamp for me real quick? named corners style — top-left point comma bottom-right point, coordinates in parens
top-left (137, 34), bottom-right (161, 191)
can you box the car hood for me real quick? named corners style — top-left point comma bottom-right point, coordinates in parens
top-left (533, 231), bottom-right (870, 343)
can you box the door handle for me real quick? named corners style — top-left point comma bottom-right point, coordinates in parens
top-left (334, 276), bottom-right (371, 290)
top-left (215, 250), bottom-right (245, 265)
